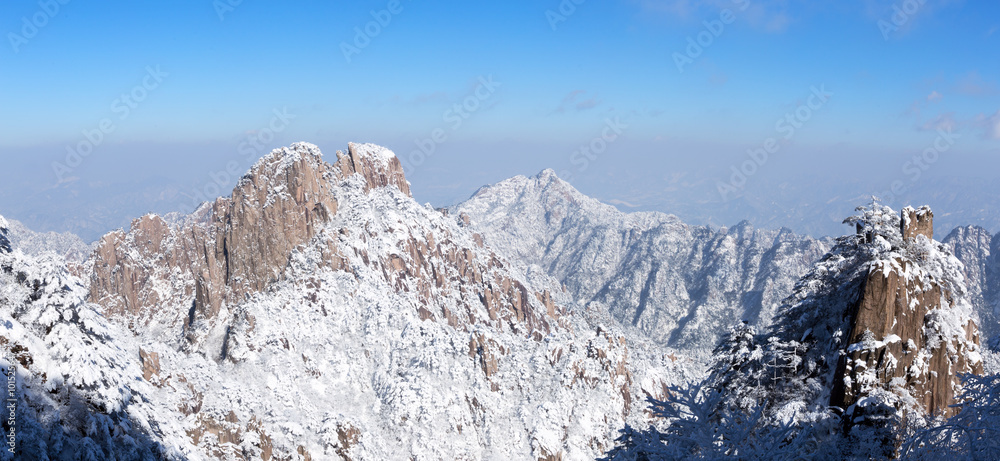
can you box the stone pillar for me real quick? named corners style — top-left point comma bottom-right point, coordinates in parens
top-left (900, 206), bottom-right (933, 241)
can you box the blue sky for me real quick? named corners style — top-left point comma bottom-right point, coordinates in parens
top-left (1, 0), bottom-right (998, 240)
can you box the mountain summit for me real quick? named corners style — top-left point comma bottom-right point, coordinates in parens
top-left (453, 169), bottom-right (831, 357)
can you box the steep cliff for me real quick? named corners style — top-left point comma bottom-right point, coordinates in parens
top-left (89, 144), bottom-right (344, 337)
top-left (831, 206), bottom-right (983, 418)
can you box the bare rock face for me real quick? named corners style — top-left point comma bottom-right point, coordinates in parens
top-left (832, 207), bottom-right (983, 418)
top-left (218, 149), bottom-right (340, 306)
top-left (333, 142), bottom-right (411, 196)
top-left (89, 143), bottom-right (348, 333)
top-left (832, 259), bottom-right (983, 417)
top-left (900, 205), bottom-right (933, 241)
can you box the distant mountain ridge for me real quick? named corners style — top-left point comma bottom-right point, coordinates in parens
top-left (943, 225), bottom-right (1000, 346)
top-left (3, 216), bottom-right (92, 262)
top-left (453, 169), bottom-right (833, 356)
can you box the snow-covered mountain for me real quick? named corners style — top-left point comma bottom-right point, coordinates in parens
top-left (942, 225), bottom-right (1000, 346)
top-left (3, 217), bottom-right (93, 263)
top-left (5, 143), bottom-right (1000, 460)
top-left (452, 170), bottom-right (832, 357)
top-left (1, 143), bottom-right (696, 460)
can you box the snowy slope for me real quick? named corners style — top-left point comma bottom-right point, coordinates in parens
top-left (452, 170), bottom-right (831, 357)
top-left (0, 216), bottom-right (9, 254)
top-left (943, 226), bottom-right (1000, 348)
top-left (0, 215), bottom-right (197, 460)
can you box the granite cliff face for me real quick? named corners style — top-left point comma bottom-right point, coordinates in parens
top-left (832, 207), bottom-right (983, 418)
top-left (89, 144), bottom-right (344, 333)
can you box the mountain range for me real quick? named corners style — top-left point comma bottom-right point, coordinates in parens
top-left (1, 142), bottom-right (998, 460)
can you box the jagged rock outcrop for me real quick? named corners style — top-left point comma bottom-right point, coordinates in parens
top-left (900, 205), bottom-right (934, 241)
top-left (89, 143), bottom-right (566, 344)
top-left (334, 142), bottom-right (411, 196)
top-left (89, 145), bottom-right (345, 331)
top-left (832, 206), bottom-right (982, 418)
top-left (702, 203), bottom-right (983, 456)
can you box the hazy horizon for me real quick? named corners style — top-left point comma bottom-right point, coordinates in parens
top-left (2, 1), bottom-right (998, 241)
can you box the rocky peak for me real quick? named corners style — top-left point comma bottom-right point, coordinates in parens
top-left (333, 142), bottom-right (411, 196)
top-left (832, 205), bottom-right (982, 419)
top-left (222, 143), bottom-right (339, 299)
top-left (89, 142), bottom-right (562, 353)
top-left (90, 143), bottom-right (344, 330)
top-left (901, 205), bottom-right (933, 241)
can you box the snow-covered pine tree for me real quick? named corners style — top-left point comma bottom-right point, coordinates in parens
top-left (0, 220), bottom-right (188, 460)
